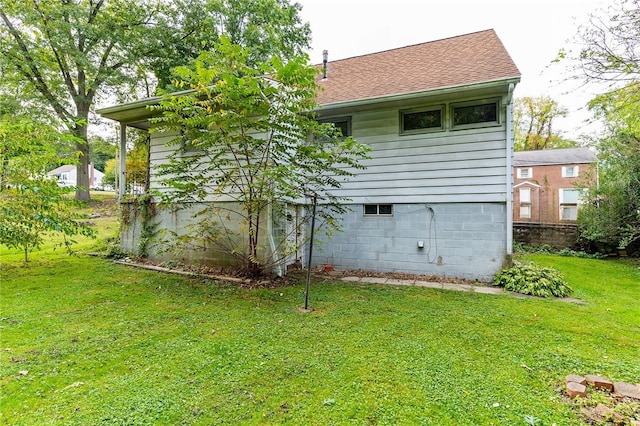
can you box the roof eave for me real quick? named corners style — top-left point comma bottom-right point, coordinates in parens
top-left (96, 76), bottom-right (521, 124)
top-left (317, 76), bottom-right (521, 112)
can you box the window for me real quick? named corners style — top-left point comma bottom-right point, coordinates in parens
top-left (559, 188), bottom-right (581, 221)
top-left (560, 188), bottom-right (580, 204)
top-left (562, 166), bottom-right (579, 178)
top-left (317, 116), bottom-right (351, 138)
top-left (364, 204), bottom-right (393, 216)
top-left (560, 206), bottom-right (577, 221)
top-left (400, 106), bottom-right (444, 134)
top-left (517, 168), bottom-right (532, 179)
top-left (519, 188), bottom-right (531, 219)
top-left (451, 99), bottom-right (499, 129)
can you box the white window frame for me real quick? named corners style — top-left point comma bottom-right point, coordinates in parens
top-left (520, 205), bottom-right (531, 219)
top-left (559, 188), bottom-right (581, 204)
top-left (560, 206), bottom-right (578, 221)
top-left (517, 168), bottom-right (533, 179)
top-left (519, 188), bottom-right (531, 219)
top-left (559, 188), bottom-right (582, 221)
top-left (364, 204), bottom-right (393, 217)
top-left (562, 165), bottom-right (579, 178)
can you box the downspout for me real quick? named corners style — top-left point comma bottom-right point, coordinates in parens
top-left (267, 203), bottom-right (284, 277)
top-left (505, 83), bottom-right (515, 260)
top-left (119, 123), bottom-right (127, 200)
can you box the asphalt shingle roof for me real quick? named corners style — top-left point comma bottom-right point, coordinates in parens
top-left (513, 147), bottom-right (597, 166)
top-left (315, 29), bottom-right (521, 105)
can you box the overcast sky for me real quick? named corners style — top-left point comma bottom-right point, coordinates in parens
top-left (296, 0), bottom-right (608, 140)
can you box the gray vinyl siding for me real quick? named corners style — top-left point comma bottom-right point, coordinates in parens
top-left (148, 130), bottom-right (178, 192)
top-left (330, 103), bottom-right (508, 204)
top-left (146, 95), bottom-right (509, 204)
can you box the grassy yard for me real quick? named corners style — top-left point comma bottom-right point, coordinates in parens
top-left (1, 196), bottom-right (639, 425)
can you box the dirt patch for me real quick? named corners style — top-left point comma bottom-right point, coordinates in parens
top-left (115, 256), bottom-right (489, 290)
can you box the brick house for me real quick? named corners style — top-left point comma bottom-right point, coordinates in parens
top-left (513, 147), bottom-right (597, 224)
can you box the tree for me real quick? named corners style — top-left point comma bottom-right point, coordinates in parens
top-left (0, 116), bottom-right (95, 261)
top-left (578, 83), bottom-right (640, 253)
top-left (150, 0), bottom-right (311, 90)
top-left (560, 0), bottom-right (639, 88)
top-left (0, 0), bottom-right (311, 201)
top-left (557, 0), bottom-right (640, 253)
top-left (0, 0), bottom-right (169, 200)
top-left (513, 96), bottom-right (578, 151)
top-left (153, 39), bottom-right (370, 277)
top-left (88, 135), bottom-right (116, 172)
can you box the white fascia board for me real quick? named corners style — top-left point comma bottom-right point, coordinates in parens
top-left (316, 77), bottom-right (521, 113)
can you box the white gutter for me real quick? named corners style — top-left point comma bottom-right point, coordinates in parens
top-left (318, 77), bottom-right (521, 113)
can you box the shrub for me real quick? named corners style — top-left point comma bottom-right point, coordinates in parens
top-left (493, 263), bottom-right (573, 297)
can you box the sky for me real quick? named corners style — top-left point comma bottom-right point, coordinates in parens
top-left (296, 0), bottom-right (609, 140)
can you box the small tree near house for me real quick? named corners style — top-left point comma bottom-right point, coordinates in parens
top-left (152, 38), bottom-right (370, 277)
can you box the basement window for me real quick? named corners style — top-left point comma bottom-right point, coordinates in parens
top-left (364, 204), bottom-right (393, 216)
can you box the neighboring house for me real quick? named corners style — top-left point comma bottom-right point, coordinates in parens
top-left (48, 163), bottom-right (105, 189)
top-left (97, 29), bottom-right (521, 281)
top-left (513, 147), bottom-right (597, 224)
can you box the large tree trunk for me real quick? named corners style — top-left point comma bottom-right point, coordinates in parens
top-left (74, 121), bottom-right (91, 202)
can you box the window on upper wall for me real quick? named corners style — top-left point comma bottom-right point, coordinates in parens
top-left (317, 116), bottom-right (352, 138)
top-left (400, 105), bottom-right (445, 134)
top-left (562, 165), bottom-right (579, 178)
top-left (517, 168), bottom-right (533, 179)
top-left (364, 204), bottom-right (393, 216)
top-left (451, 99), bottom-right (500, 129)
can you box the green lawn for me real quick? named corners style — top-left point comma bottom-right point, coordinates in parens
top-left (1, 200), bottom-right (639, 425)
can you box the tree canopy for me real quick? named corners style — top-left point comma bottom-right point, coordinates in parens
top-left (0, 0), bottom-right (311, 201)
top-left (513, 96), bottom-right (578, 151)
top-left (560, 0), bottom-right (640, 253)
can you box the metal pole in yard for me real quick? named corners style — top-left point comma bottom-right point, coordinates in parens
top-left (303, 194), bottom-right (317, 311)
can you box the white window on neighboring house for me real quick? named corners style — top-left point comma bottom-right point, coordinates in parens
top-left (517, 167), bottom-right (532, 179)
top-left (61, 173), bottom-right (68, 181)
top-left (519, 187), bottom-right (531, 218)
top-left (559, 188), bottom-right (581, 221)
top-left (562, 165), bottom-right (579, 178)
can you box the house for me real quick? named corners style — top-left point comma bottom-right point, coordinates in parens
top-left (48, 163), bottom-right (105, 189)
top-left (513, 147), bottom-right (597, 224)
top-left (97, 29), bottom-right (521, 281)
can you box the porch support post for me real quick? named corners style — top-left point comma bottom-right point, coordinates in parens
top-left (119, 123), bottom-right (127, 200)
